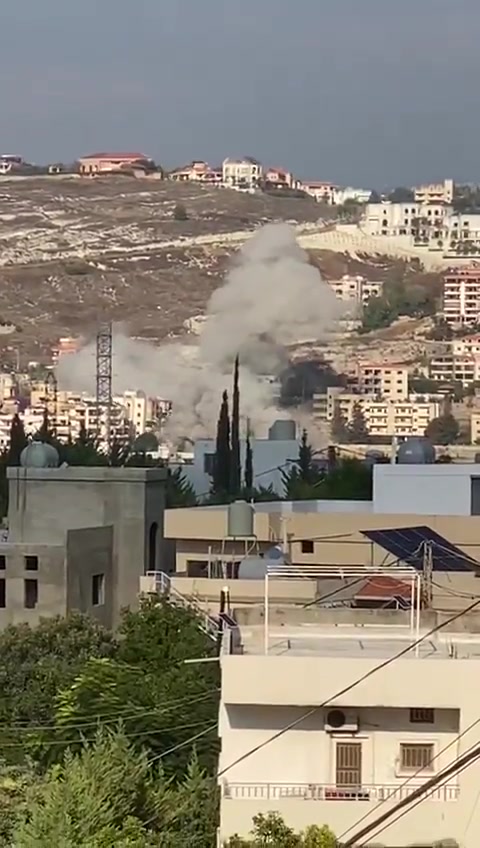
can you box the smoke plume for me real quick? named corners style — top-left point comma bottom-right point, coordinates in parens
top-left (57, 223), bottom-right (343, 439)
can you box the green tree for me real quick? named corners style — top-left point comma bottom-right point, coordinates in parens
top-left (7, 414), bottom-right (28, 466)
top-left (318, 457), bottom-right (372, 501)
top-left (37, 410), bottom-right (53, 443)
top-left (212, 390), bottom-right (231, 497)
top-left (0, 614), bottom-right (117, 758)
top-left (281, 431), bottom-right (323, 499)
top-left (225, 813), bottom-right (336, 847)
top-left (166, 466), bottom-right (198, 507)
top-left (388, 186), bottom-right (414, 202)
top-left (330, 403), bottom-right (349, 442)
top-left (347, 402), bottom-right (370, 443)
top-left (244, 426), bottom-right (253, 496)
top-left (133, 432), bottom-right (158, 454)
top-left (230, 356), bottom-right (241, 497)
top-left (425, 413), bottom-right (460, 445)
top-left (173, 203), bottom-right (188, 221)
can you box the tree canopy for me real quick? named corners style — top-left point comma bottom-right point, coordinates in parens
top-left (425, 413), bottom-right (460, 445)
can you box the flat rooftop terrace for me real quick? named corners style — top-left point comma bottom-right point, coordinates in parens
top-left (240, 624), bottom-right (480, 659)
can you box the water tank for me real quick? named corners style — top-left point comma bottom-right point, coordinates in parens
top-left (397, 437), bottom-right (435, 465)
top-left (268, 419), bottom-right (296, 441)
top-left (238, 555), bottom-right (267, 580)
top-left (227, 500), bottom-right (254, 537)
top-left (20, 440), bottom-right (60, 468)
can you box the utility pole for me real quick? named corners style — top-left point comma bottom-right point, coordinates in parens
top-left (96, 322), bottom-right (113, 452)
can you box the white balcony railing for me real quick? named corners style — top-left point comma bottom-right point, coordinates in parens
top-left (223, 782), bottom-right (459, 803)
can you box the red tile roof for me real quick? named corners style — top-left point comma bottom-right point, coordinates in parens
top-left (355, 576), bottom-right (411, 601)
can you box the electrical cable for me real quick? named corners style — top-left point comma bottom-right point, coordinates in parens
top-left (0, 688), bottom-right (220, 734)
top-left (337, 714), bottom-right (480, 841)
top-left (346, 737), bottom-right (480, 847)
top-left (147, 721), bottom-right (218, 765)
top-left (0, 718), bottom-right (217, 749)
top-left (217, 596), bottom-right (480, 780)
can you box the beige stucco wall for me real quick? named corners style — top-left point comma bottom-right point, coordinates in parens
top-left (219, 654), bottom-right (480, 846)
top-left (166, 507), bottom-right (480, 572)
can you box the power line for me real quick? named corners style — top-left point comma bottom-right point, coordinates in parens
top-left (0, 688), bottom-right (220, 734)
top-left (337, 714), bottom-right (480, 841)
top-left (217, 596), bottom-right (480, 780)
top-left (147, 722), bottom-right (217, 766)
top-left (344, 736), bottom-right (480, 847)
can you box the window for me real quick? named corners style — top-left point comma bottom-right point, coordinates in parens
top-left (400, 743), bottom-right (434, 772)
top-left (92, 574), bottom-right (105, 607)
top-left (0, 578), bottom-right (4, 608)
top-left (24, 555), bottom-right (38, 571)
top-left (24, 579), bottom-right (38, 609)
top-left (410, 708), bottom-right (434, 724)
top-left (203, 453), bottom-right (215, 475)
top-left (336, 742), bottom-right (362, 787)
top-left (0, 555), bottom-right (5, 570)
top-left (301, 540), bottom-right (314, 554)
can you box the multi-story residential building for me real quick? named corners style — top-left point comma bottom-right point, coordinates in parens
top-left (452, 334), bottom-right (480, 356)
top-left (77, 152), bottom-right (152, 175)
top-left (445, 212), bottom-right (480, 253)
top-left (313, 389), bottom-right (440, 439)
top-left (333, 186), bottom-right (372, 205)
top-left (442, 266), bottom-right (480, 326)
top-left (264, 168), bottom-right (298, 189)
top-left (414, 178), bottom-right (454, 205)
top-left (363, 202), bottom-right (448, 242)
top-left (218, 610), bottom-right (480, 846)
top-left (430, 353), bottom-right (480, 386)
top-left (301, 181), bottom-right (337, 204)
top-left (328, 275), bottom-right (382, 306)
top-left (470, 411), bottom-right (480, 444)
top-left (222, 157), bottom-right (262, 189)
top-left (169, 161), bottom-right (222, 184)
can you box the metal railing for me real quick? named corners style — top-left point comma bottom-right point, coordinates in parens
top-left (222, 782), bottom-right (459, 803)
top-left (144, 570), bottom-right (220, 642)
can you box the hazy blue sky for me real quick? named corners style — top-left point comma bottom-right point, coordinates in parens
top-left (1, 0), bottom-right (479, 186)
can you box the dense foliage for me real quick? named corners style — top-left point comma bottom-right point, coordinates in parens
top-left (360, 272), bottom-right (442, 332)
top-left (225, 813), bottom-right (336, 847)
top-left (281, 430), bottom-right (373, 500)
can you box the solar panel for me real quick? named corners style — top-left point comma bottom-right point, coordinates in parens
top-left (360, 525), bottom-right (479, 573)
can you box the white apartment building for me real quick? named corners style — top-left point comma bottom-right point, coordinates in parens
top-left (452, 335), bottom-right (480, 356)
top-left (333, 186), bottom-right (372, 206)
top-left (363, 202), bottom-right (448, 241)
top-left (355, 364), bottom-right (409, 401)
top-left (219, 619), bottom-right (480, 846)
top-left (445, 212), bottom-right (480, 253)
top-left (314, 390), bottom-right (439, 438)
top-left (222, 157), bottom-right (262, 189)
top-left (328, 275), bottom-right (382, 306)
top-left (414, 178), bottom-right (454, 205)
top-left (443, 266), bottom-right (480, 326)
top-left (430, 354), bottom-right (480, 387)
top-left (301, 182), bottom-right (337, 204)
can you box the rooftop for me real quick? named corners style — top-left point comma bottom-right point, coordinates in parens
top-left (80, 152), bottom-right (149, 161)
top-left (241, 624), bottom-right (480, 659)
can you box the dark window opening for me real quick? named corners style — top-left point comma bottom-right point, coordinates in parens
top-left (148, 522), bottom-right (158, 571)
top-left (0, 555), bottom-right (5, 570)
top-left (336, 742), bottom-right (362, 787)
top-left (203, 452), bottom-right (215, 475)
top-left (301, 540), bottom-right (314, 554)
top-left (410, 708), bottom-right (434, 724)
top-left (25, 555), bottom-right (38, 571)
top-left (24, 579), bottom-right (38, 609)
top-left (92, 574), bottom-right (105, 607)
top-left (0, 578), bottom-right (5, 608)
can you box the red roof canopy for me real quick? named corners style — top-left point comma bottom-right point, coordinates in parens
top-left (355, 576), bottom-right (412, 601)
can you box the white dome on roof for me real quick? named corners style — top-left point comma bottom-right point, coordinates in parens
top-left (20, 440), bottom-right (59, 468)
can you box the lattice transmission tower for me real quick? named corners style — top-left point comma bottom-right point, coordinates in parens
top-left (96, 322), bottom-right (113, 451)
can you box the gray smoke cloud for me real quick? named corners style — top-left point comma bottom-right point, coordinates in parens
top-left (57, 223), bottom-right (343, 439)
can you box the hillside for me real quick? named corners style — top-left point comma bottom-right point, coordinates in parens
top-left (0, 176), bottom-right (333, 363)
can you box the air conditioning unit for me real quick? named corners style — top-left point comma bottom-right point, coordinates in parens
top-left (324, 709), bottom-right (359, 733)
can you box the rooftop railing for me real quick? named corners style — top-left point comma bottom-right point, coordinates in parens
top-left (222, 782), bottom-right (459, 803)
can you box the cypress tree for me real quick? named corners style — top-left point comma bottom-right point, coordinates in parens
top-left (244, 421), bottom-right (253, 496)
top-left (38, 409), bottom-right (52, 443)
top-left (212, 390), bottom-right (231, 496)
top-left (7, 413), bottom-right (28, 466)
top-left (230, 356), bottom-right (241, 496)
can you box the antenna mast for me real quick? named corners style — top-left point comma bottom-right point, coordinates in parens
top-left (96, 322), bottom-right (113, 452)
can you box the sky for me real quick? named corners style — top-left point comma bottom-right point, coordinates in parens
top-left (1, 0), bottom-right (480, 187)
